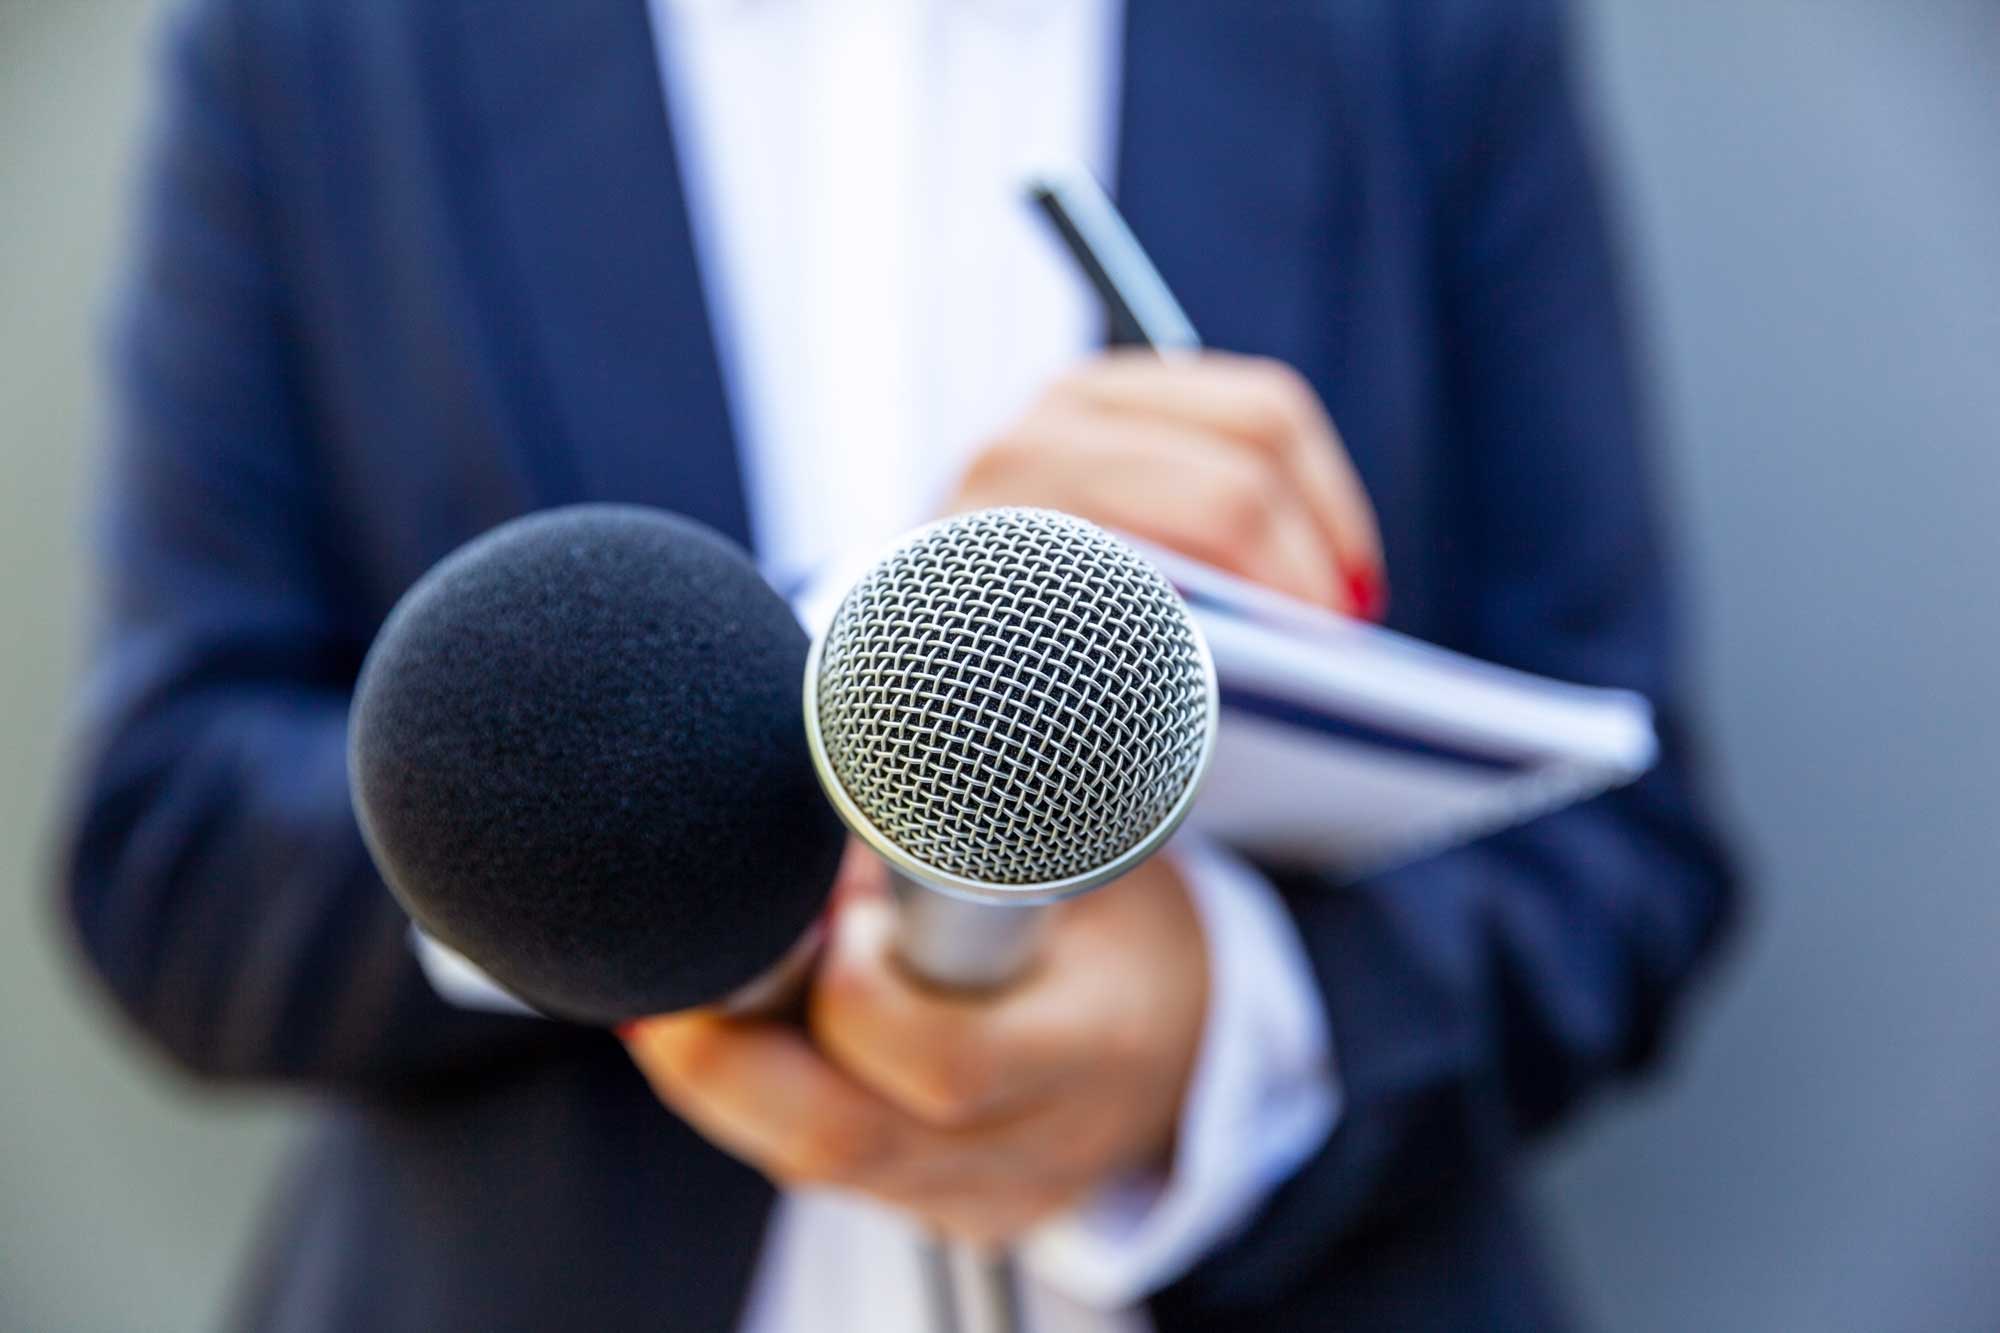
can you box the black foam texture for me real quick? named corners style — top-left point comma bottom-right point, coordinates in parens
top-left (349, 505), bottom-right (845, 1023)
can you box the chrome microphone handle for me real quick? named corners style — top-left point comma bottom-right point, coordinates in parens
top-left (891, 870), bottom-right (1047, 1333)
top-left (892, 875), bottom-right (1048, 993)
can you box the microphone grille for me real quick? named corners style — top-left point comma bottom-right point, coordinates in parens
top-left (813, 508), bottom-right (1212, 887)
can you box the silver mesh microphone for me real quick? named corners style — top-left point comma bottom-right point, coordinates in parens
top-left (803, 507), bottom-right (1216, 1333)
top-left (805, 506), bottom-right (1217, 984)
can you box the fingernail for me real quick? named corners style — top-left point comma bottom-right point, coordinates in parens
top-left (613, 1021), bottom-right (642, 1042)
top-left (1344, 566), bottom-right (1387, 622)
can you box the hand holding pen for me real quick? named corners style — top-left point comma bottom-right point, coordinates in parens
top-left (949, 166), bottom-right (1388, 618)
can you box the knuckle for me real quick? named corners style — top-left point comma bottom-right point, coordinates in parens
top-left (803, 997), bottom-right (854, 1063)
top-left (1246, 403), bottom-right (1294, 450)
top-left (1213, 465), bottom-right (1279, 544)
top-left (1245, 362), bottom-right (1315, 439)
top-left (1248, 358), bottom-right (1313, 410)
top-left (655, 1024), bottom-right (724, 1085)
top-left (912, 1049), bottom-right (996, 1127)
top-left (785, 1115), bottom-right (888, 1185)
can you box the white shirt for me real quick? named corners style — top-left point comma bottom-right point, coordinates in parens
top-left (643, 2), bottom-right (1339, 1328)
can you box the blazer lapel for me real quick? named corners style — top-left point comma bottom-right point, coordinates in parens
top-left (444, 0), bottom-right (752, 546)
top-left (1115, 0), bottom-right (1349, 372)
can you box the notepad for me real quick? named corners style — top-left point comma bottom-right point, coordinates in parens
top-left (1136, 543), bottom-right (1660, 879)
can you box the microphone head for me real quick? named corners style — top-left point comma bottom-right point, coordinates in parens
top-left (350, 504), bottom-right (845, 1024)
top-left (804, 507), bottom-right (1216, 902)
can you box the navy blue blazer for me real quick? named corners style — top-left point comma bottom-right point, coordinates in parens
top-left (60, 0), bottom-right (1736, 1329)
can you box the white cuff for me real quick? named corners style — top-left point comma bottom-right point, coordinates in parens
top-left (1017, 836), bottom-right (1339, 1309)
top-left (412, 928), bottom-right (542, 1017)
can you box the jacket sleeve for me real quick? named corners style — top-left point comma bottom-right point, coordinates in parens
top-left (54, 0), bottom-right (580, 1093)
top-left (1163, 0), bottom-right (1739, 1309)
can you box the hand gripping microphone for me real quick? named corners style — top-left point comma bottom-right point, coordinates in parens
top-left (350, 503), bottom-right (1217, 1333)
top-left (803, 507), bottom-right (1218, 1333)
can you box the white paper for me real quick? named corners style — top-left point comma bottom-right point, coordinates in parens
top-left (1139, 544), bottom-right (1659, 877)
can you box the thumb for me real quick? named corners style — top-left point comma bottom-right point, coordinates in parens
top-left (830, 838), bottom-right (891, 910)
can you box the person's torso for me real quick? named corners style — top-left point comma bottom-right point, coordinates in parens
top-left (222, 4), bottom-right (1544, 1330)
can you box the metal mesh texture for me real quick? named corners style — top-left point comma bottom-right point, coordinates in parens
top-left (814, 508), bottom-right (1211, 886)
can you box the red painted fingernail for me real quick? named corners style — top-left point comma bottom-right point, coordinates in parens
top-left (613, 1021), bottom-right (642, 1041)
top-left (1344, 566), bottom-right (1387, 622)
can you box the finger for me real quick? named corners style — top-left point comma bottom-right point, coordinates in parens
top-left (1057, 351), bottom-right (1378, 576)
top-left (1259, 503), bottom-right (1347, 613)
top-left (627, 1008), bottom-right (1139, 1236)
top-left (878, 1096), bottom-right (1152, 1242)
top-left (1055, 352), bottom-right (1385, 606)
top-left (622, 1012), bottom-right (912, 1188)
top-left (1083, 433), bottom-right (1341, 608)
top-left (810, 897), bottom-right (1086, 1127)
top-left (960, 410), bottom-right (1342, 607)
top-left (1197, 351), bottom-right (1385, 593)
top-left (627, 1012), bottom-right (1078, 1218)
top-left (830, 837), bottom-right (890, 910)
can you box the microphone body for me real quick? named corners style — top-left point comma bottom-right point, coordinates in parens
top-left (891, 888), bottom-right (1045, 993)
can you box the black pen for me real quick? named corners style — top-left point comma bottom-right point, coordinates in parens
top-left (1025, 165), bottom-right (1202, 353)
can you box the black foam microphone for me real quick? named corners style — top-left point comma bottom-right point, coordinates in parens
top-left (348, 504), bottom-right (846, 1025)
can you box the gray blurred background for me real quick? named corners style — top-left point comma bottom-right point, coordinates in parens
top-left (2, 1), bottom-right (1995, 1330)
